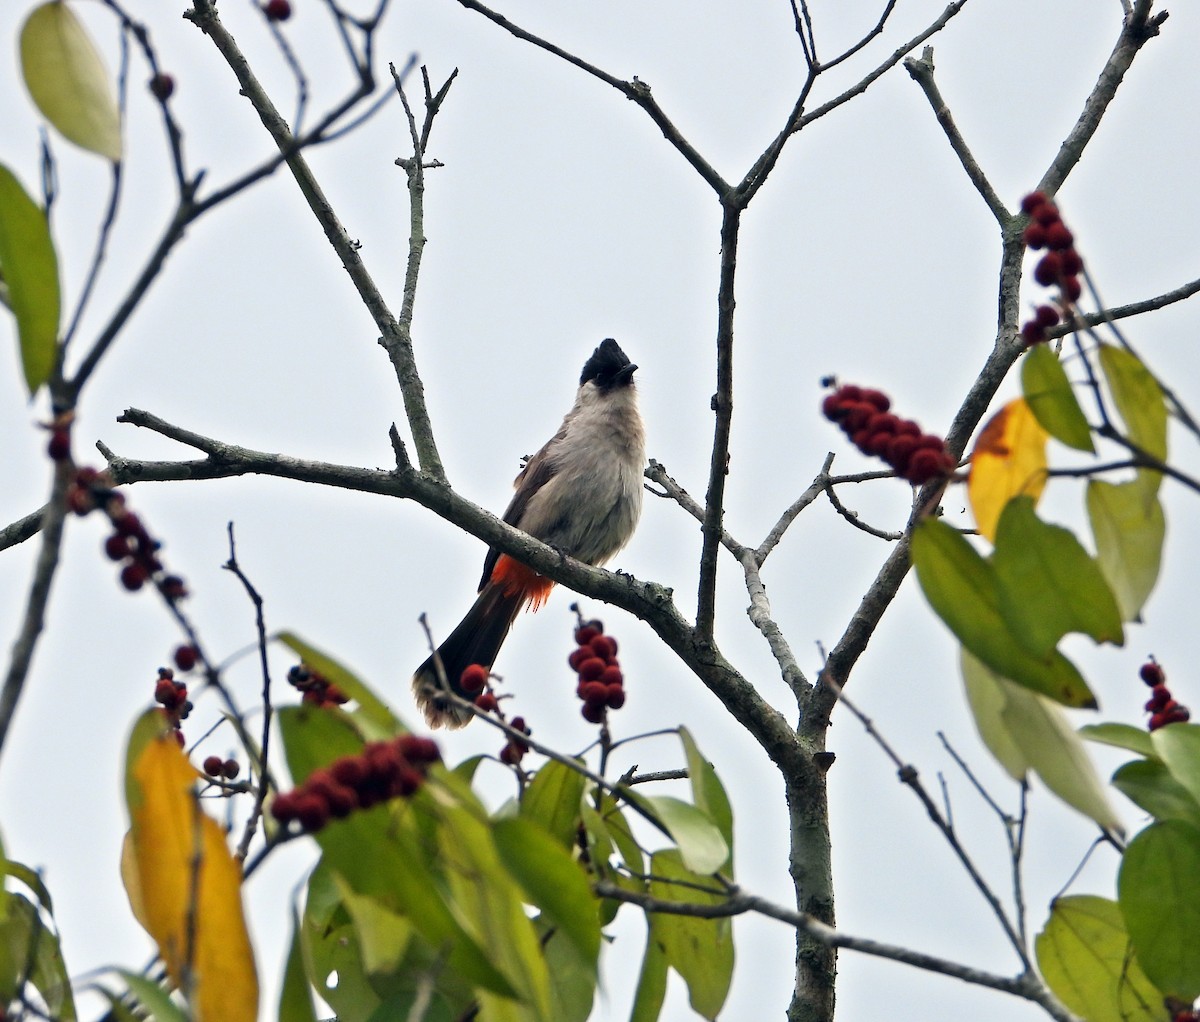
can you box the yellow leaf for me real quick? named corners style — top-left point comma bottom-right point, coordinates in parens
top-left (968, 398), bottom-right (1049, 542)
top-left (126, 730), bottom-right (258, 1022)
top-left (20, 1), bottom-right (122, 161)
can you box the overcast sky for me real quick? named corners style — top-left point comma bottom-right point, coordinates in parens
top-left (1, 1), bottom-right (1198, 1019)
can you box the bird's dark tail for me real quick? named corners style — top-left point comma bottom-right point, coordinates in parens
top-left (412, 583), bottom-right (526, 728)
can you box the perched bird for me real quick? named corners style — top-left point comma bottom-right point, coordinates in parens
top-left (413, 338), bottom-right (646, 727)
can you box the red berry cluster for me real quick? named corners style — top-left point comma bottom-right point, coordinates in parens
top-left (271, 735), bottom-right (441, 833)
top-left (1140, 659), bottom-right (1190, 731)
top-left (153, 667), bottom-right (191, 746)
top-left (821, 384), bottom-right (956, 485)
top-left (65, 467), bottom-right (188, 599)
top-left (499, 716), bottom-right (532, 765)
top-left (263, 0), bottom-right (291, 21)
top-left (570, 619), bottom-right (625, 724)
top-left (287, 664), bottom-right (349, 707)
top-left (202, 754), bottom-right (241, 781)
top-left (1019, 191), bottom-right (1084, 345)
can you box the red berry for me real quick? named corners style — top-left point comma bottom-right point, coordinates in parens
top-left (202, 755), bottom-right (224, 776)
top-left (331, 756), bottom-right (368, 789)
top-left (1149, 712), bottom-right (1168, 731)
top-left (499, 743), bottom-right (523, 765)
top-left (905, 448), bottom-right (951, 485)
top-left (104, 534), bottom-right (132, 560)
top-left (1170, 707), bottom-right (1191, 723)
top-left (568, 646), bottom-right (591, 670)
top-left (581, 702), bottom-right (606, 724)
top-left (47, 430), bottom-right (71, 461)
top-left (821, 394), bottom-right (846, 420)
top-left (861, 389), bottom-right (891, 412)
top-left (510, 716), bottom-right (528, 735)
top-left (148, 73), bottom-right (175, 101)
top-left (323, 684), bottom-right (349, 705)
top-left (590, 635), bottom-right (618, 661)
top-left (581, 681), bottom-right (608, 706)
top-left (574, 625), bottom-right (601, 645)
top-left (1140, 662), bottom-right (1166, 686)
top-left (1062, 276), bottom-right (1083, 303)
top-left (120, 562), bottom-right (148, 591)
top-left (324, 784), bottom-right (357, 818)
top-left (155, 678), bottom-right (181, 707)
top-left (398, 735), bottom-right (441, 764)
top-left (1034, 305), bottom-right (1061, 328)
top-left (173, 728), bottom-right (186, 747)
top-left (173, 644), bottom-right (199, 672)
top-left (886, 435), bottom-right (917, 471)
top-left (395, 765), bottom-right (424, 796)
top-left (1034, 253), bottom-right (1062, 287)
top-left (577, 657), bottom-right (607, 682)
top-left (600, 665), bottom-right (624, 685)
top-left (263, 0), bottom-right (291, 20)
top-left (1033, 203), bottom-right (1061, 226)
top-left (475, 692), bottom-right (499, 712)
top-left (605, 684), bottom-right (626, 709)
top-left (1059, 249), bottom-right (1083, 275)
top-left (1044, 222), bottom-right (1074, 250)
top-left (459, 663), bottom-right (488, 695)
top-left (295, 794), bottom-right (330, 832)
top-left (271, 791), bottom-right (299, 822)
top-left (1022, 223), bottom-right (1048, 250)
top-left (1021, 321), bottom-right (1046, 346)
top-left (1021, 191), bottom-right (1049, 214)
top-left (222, 759), bottom-right (240, 780)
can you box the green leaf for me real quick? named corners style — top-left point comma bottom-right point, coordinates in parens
top-left (520, 759), bottom-right (586, 850)
top-left (961, 648), bottom-right (1030, 780)
top-left (0, 894), bottom-right (75, 1020)
top-left (335, 877), bottom-right (414, 976)
top-left (1035, 895), bottom-right (1164, 1022)
top-left (313, 796), bottom-right (519, 1000)
top-left (0, 858), bottom-right (53, 917)
top-left (20, 2), bottom-right (122, 160)
top-left (1119, 820), bottom-right (1200, 999)
top-left (277, 631), bottom-right (403, 736)
top-left (436, 803), bottom-right (551, 1018)
top-left (118, 970), bottom-right (189, 1022)
top-left (640, 796), bottom-right (729, 876)
top-left (0, 164), bottom-right (59, 395)
top-left (300, 878), bottom-right (381, 1022)
top-left (1021, 344), bottom-right (1095, 452)
top-left (1098, 343), bottom-right (1167, 466)
top-left (647, 850), bottom-right (733, 1020)
top-left (960, 651), bottom-right (1122, 831)
top-left (277, 703), bottom-right (365, 785)
top-left (911, 518), bottom-right (1096, 707)
top-left (1113, 760), bottom-right (1200, 828)
top-left (679, 728), bottom-right (734, 870)
top-left (629, 925), bottom-right (668, 1022)
top-left (279, 906), bottom-right (318, 1022)
top-left (494, 817), bottom-right (601, 974)
top-left (1080, 722), bottom-right (1156, 758)
top-left (993, 496), bottom-right (1124, 655)
top-left (542, 916), bottom-right (597, 1022)
top-left (1087, 478), bottom-right (1165, 622)
top-left (1151, 724), bottom-right (1200, 809)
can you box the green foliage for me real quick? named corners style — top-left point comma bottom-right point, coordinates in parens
top-left (1118, 821), bottom-right (1200, 1000)
top-left (961, 651), bottom-right (1120, 830)
top-left (269, 661), bottom-right (736, 1021)
top-left (0, 164), bottom-right (59, 395)
top-left (1087, 477), bottom-right (1165, 622)
top-left (1021, 344), bottom-right (1094, 452)
top-left (1035, 895), bottom-right (1165, 1022)
top-left (911, 517), bottom-right (1096, 707)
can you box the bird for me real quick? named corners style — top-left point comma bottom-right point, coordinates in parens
top-left (412, 338), bottom-right (646, 728)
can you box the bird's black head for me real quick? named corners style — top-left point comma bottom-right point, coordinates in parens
top-left (580, 338), bottom-right (637, 390)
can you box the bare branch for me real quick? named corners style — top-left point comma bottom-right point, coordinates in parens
top-left (904, 47), bottom-right (1008, 224)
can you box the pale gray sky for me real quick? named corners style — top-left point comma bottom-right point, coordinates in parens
top-left (1, 1), bottom-right (1197, 1019)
